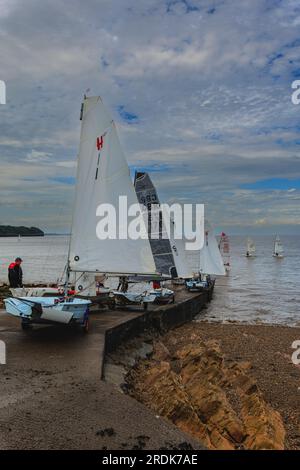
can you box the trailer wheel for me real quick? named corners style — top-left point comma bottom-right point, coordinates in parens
top-left (21, 320), bottom-right (32, 331)
top-left (82, 318), bottom-right (89, 333)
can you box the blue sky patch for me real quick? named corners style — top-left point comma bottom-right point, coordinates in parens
top-left (49, 177), bottom-right (76, 185)
top-left (241, 178), bottom-right (300, 191)
top-left (118, 105), bottom-right (139, 123)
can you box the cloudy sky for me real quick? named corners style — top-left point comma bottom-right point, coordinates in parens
top-left (0, 0), bottom-right (300, 234)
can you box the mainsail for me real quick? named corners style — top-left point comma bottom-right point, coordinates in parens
top-left (69, 97), bottom-right (156, 275)
top-left (273, 235), bottom-right (284, 256)
top-left (134, 171), bottom-right (196, 278)
top-left (134, 172), bottom-right (176, 277)
top-left (199, 222), bottom-right (226, 275)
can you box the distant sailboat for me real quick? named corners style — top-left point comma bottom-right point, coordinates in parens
top-left (245, 238), bottom-right (256, 257)
top-left (273, 235), bottom-right (284, 258)
top-left (219, 232), bottom-right (230, 273)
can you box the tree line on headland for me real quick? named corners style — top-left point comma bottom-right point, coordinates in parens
top-left (0, 226), bottom-right (44, 237)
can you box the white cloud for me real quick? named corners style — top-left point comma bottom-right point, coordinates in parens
top-left (25, 150), bottom-right (52, 162)
top-left (0, 0), bottom-right (300, 231)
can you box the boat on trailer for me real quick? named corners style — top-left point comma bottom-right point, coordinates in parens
top-left (4, 296), bottom-right (90, 331)
top-left (67, 96), bottom-right (172, 308)
top-left (186, 275), bottom-right (214, 292)
top-left (4, 96), bottom-right (163, 325)
top-left (112, 288), bottom-right (175, 310)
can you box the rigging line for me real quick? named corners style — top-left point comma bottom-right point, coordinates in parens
top-left (44, 202), bottom-right (68, 284)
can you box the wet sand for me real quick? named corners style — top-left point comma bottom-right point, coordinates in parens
top-left (0, 310), bottom-right (203, 450)
top-left (126, 321), bottom-right (300, 450)
top-left (193, 322), bottom-right (300, 449)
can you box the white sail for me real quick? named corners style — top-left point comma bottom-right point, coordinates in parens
top-left (219, 232), bottom-right (230, 270)
top-left (246, 238), bottom-right (256, 255)
top-left (169, 218), bottom-right (198, 278)
top-left (273, 235), bottom-right (284, 256)
top-left (69, 96), bottom-right (156, 275)
top-left (199, 222), bottom-right (226, 276)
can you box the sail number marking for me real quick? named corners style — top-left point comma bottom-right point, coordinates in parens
top-left (95, 133), bottom-right (106, 180)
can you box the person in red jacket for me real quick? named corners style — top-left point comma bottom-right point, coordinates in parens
top-left (8, 257), bottom-right (23, 288)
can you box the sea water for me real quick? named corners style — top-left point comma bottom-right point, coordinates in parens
top-left (0, 235), bottom-right (299, 326)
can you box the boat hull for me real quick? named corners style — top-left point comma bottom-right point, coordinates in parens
top-left (186, 280), bottom-right (209, 291)
top-left (4, 297), bottom-right (91, 326)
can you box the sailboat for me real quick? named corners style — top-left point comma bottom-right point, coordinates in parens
top-left (219, 232), bottom-right (230, 274)
top-left (273, 235), bottom-right (284, 258)
top-left (134, 171), bottom-right (198, 298)
top-left (134, 171), bottom-right (198, 280)
top-left (245, 238), bottom-right (256, 257)
top-left (186, 222), bottom-right (225, 291)
top-left (200, 224), bottom-right (226, 276)
top-left (4, 96), bottom-right (161, 327)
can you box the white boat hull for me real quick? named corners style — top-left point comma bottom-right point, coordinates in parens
top-left (113, 288), bottom-right (174, 306)
top-left (186, 279), bottom-right (209, 291)
top-left (4, 297), bottom-right (91, 326)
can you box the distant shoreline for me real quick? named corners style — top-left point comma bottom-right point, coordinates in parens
top-left (0, 225), bottom-right (44, 237)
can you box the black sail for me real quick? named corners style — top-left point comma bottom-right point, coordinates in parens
top-left (134, 172), bottom-right (177, 278)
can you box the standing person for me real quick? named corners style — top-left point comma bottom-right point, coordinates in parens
top-left (8, 257), bottom-right (23, 288)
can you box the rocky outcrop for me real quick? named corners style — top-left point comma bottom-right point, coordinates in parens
top-left (128, 335), bottom-right (285, 450)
